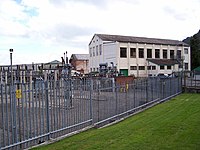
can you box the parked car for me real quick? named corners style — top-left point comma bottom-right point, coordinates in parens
top-left (156, 73), bottom-right (168, 79)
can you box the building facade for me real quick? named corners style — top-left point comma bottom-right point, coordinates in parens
top-left (69, 54), bottom-right (89, 74)
top-left (89, 34), bottom-right (190, 77)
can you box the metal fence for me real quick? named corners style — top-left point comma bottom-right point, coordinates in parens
top-left (0, 76), bottom-right (182, 150)
top-left (182, 71), bottom-right (200, 93)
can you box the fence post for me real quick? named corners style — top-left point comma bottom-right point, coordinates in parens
top-left (159, 79), bottom-right (162, 100)
top-left (5, 71), bottom-right (7, 84)
top-left (146, 78), bottom-right (148, 103)
top-left (115, 82), bottom-right (118, 116)
top-left (183, 71), bottom-right (186, 92)
top-left (45, 81), bottom-right (50, 140)
top-left (89, 78), bottom-right (93, 124)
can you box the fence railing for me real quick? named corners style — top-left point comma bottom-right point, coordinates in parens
top-left (182, 70), bottom-right (200, 92)
top-left (0, 76), bottom-right (182, 149)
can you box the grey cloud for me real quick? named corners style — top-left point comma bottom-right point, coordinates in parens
top-left (30, 24), bottom-right (99, 48)
top-left (15, 23), bottom-right (98, 50)
top-left (49, 24), bottom-right (97, 41)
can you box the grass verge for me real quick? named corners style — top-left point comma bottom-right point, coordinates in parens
top-left (32, 93), bottom-right (200, 150)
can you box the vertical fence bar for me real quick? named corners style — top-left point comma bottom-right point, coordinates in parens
top-left (1, 84), bottom-right (4, 148)
top-left (90, 78), bottom-right (93, 123)
top-left (115, 83), bottom-right (118, 116)
top-left (45, 81), bottom-right (50, 140)
top-left (146, 79), bottom-right (148, 103)
top-left (5, 85), bottom-right (10, 146)
top-left (24, 83), bottom-right (29, 148)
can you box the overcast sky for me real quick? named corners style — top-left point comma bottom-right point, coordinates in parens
top-left (0, 0), bottom-right (200, 65)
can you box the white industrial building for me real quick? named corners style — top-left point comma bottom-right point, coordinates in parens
top-left (89, 34), bottom-right (190, 77)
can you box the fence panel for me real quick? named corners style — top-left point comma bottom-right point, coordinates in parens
top-left (0, 75), bottom-right (182, 149)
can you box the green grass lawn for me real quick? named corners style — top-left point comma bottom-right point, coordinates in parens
top-left (32, 93), bottom-right (200, 150)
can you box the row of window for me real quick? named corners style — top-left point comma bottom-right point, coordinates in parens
top-left (120, 47), bottom-right (188, 59)
top-left (90, 45), bottom-right (102, 57)
top-left (90, 65), bottom-right (173, 72)
top-left (90, 63), bottom-right (188, 72)
top-left (130, 65), bottom-right (172, 70)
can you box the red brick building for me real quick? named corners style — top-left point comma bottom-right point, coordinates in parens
top-left (69, 54), bottom-right (89, 74)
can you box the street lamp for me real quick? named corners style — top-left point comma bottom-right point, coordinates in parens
top-left (9, 49), bottom-right (13, 86)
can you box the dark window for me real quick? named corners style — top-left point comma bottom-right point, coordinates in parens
top-left (130, 66), bottom-right (137, 70)
top-left (139, 48), bottom-right (144, 58)
top-left (170, 50), bottom-right (174, 59)
top-left (130, 48), bottom-right (136, 58)
top-left (90, 48), bottom-right (92, 57)
top-left (155, 49), bottom-right (160, 58)
top-left (167, 66), bottom-right (171, 70)
top-left (147, 66), bottom-right (151, 70)
top-left (163, 49), bottom-right (167, 59)
top-left (120, 47), bottom-right (127, 58)
top-left (184, 48), bottom-right (188, 54)
top-left (139, 66), bottom-right (145, 70)
top-left (147, 49), bottom-right (152, 58)
top-left (152, 66), bottom-right (156, 70)
top-left (177, 50), bottom-right (181, 59)
top-left (96, 45), bottom-right (98, 56)
top-left (93, 47), bottom-right (95, 56)
top-left (99, 44), bottom-right (102, 55)
top-left (160, 65), bottom-right (164, 70)
top-left (185, 63), bottom-right (188, 70)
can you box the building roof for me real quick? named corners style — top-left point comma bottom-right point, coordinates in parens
top-left (147, 59), bottom-right (179, 66)
top-left (45, 60), bottom-right (62, 65)
top-left (70, 54), bottom-right (89, 61)
top-left (95, 34), bottom-right (188, 46)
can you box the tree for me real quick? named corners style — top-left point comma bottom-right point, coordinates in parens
top-left (183, 30), bottom-right (200, 70)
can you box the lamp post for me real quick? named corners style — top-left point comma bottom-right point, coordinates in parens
top-left (9, 48), bottom-right (17, 143)
top-left (9, 49), bottom-right (13, 86)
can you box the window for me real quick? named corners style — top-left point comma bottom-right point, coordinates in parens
top-left (147, 66), bottom-right (151, 70)
top-left (170, 50), bottom-right (174, 59)
top-left (99, 44), bottom-right (102, 55)
top-left (160, 65), bottom-right (164, 70)
top-left (130, 66), bottom-right (137, 70)
top-left (177, 50), bottom-right (181, 59)
top-left (184, 48), bottom-right (188, 54)
top-left (185, 63), bottom-right (188, 70)
top-left (139, 66), bottom-right (145, 70)
top-left (120, 47), bottom-right (127, 58)
top-left (90, 68), bottom-right (92, 72)
top-left (147, 49), bottom-right (152, 58)
top-left (139, 48), bottom-right (144, 58)
top-left (90, 48), bottom-right (92, 57)
top-left (130, 48), bottom-right (136, 58)
top-left (155, 49), bottom-right (160, 58)
top-left (93, 47), bottom-right (95, 56)
top-left (152, 66), bottom-right (156, 70)
top-left (167, 66), bottom-right (171, 70)
top-left (96, 45), bottom-right (98, 56)
top-left (93, 68), bottom-right (95, 71)
top-left (163, 49), bottom-right (167, 59)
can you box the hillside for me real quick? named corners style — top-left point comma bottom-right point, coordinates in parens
top-left (183, 30), bottom-right (200, 70)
